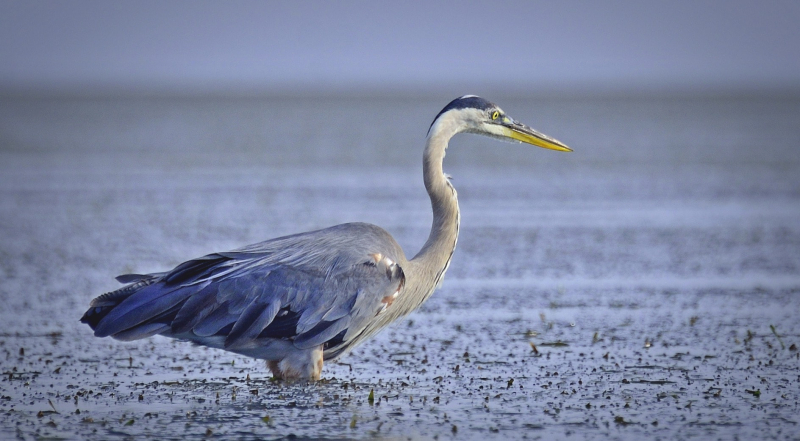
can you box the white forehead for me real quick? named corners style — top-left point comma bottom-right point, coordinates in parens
top-left (427, 106), bottom-right (489, 138)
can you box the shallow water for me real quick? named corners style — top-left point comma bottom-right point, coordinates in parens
top-left (1, 94), bottom-right (799, 440)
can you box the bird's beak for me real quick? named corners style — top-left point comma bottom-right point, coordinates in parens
top-left (501, 117), bottom-right (572, 152)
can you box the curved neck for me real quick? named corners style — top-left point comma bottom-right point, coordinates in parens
top-left (411, 123), bottom-right (461, 287)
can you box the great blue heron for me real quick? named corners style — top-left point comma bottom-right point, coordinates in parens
top-left (81, 96), bottom-right (571, 380)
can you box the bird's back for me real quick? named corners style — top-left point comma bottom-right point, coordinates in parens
top-left (81, 222), bottom-right (407, 361)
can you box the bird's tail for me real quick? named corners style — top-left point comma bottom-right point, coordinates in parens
top-left (79, 274), bottom-right (162, 335)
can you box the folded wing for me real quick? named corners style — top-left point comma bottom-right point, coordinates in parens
top-left (80, 223), bottom-right (406, 359)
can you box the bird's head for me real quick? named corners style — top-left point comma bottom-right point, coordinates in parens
top-left (428, 95), bottom-right (571, 152)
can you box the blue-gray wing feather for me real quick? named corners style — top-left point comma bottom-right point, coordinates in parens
top-left (84, 223), bottom-right (406, 358)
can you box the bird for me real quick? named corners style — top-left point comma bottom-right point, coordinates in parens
top-left (80, 95), bottom-right (571, 380)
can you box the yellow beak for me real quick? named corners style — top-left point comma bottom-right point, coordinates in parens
top-left (502, 120), bottom-right (572, 152)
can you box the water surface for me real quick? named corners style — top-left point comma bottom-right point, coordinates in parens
top-left (1, 94), bottom-right (799, 440)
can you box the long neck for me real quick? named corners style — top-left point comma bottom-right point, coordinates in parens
top-left (349, 117), bottom-right (463, 344)
top-left (411, 124), bottom-right (460, 289)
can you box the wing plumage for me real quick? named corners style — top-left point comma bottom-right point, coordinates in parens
top-left (80, 223), bottom-right (406, 360)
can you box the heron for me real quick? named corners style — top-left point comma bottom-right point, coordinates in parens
top-left (81, 95), bottom-right (571, 380)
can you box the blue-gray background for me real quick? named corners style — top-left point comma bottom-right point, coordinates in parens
top-left (2, 0), bottom-right (799, 95)
top-left (2, 2), bottom-right (800, 440)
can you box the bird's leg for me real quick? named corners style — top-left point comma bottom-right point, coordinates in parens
top-left (267, 360), bottom-right (282, 379)
top-left (266, 345), bottom-right (324, 381)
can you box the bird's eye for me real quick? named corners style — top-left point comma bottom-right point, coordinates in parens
top-left (491, 111), bottom-right (500, 120)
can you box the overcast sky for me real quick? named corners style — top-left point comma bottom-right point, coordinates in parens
top-left (1, 0), bottom-right (799, 94)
